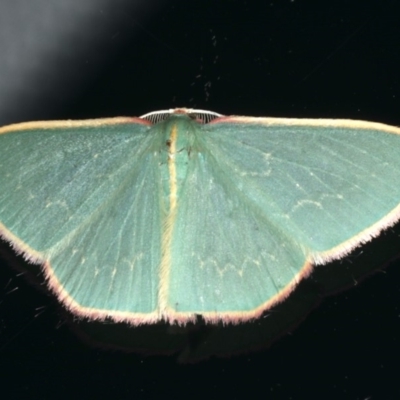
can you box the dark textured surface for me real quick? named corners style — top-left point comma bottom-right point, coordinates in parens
top-left (0, 0), bottom-right (399, 398)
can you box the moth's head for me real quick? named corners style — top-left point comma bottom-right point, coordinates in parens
top-left (140, 108), bottom-right (223, 124)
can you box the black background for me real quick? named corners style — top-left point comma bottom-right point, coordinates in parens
top-left (0, 0), bottom-right (399, 398)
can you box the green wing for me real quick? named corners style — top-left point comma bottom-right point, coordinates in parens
top-left (2, 114), bottom-right (400, 325)
top-left (0, 119), bottom-right (163, 322)
top-left (167, 117), bottom-right (400, 322)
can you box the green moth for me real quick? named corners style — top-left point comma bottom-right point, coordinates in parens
top-left (0, 108), bottom-right (399, 325)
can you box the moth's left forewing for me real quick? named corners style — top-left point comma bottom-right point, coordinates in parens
top-left (206, 116), bottom-right (400, 263)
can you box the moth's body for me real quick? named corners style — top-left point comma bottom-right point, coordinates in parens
top-left (158, 115), bottom-right (198, 214)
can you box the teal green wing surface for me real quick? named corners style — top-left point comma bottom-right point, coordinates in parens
top-left (168, 117), bottom-right (400, 322)
top-left (0, 119), bottom-right (163, 323)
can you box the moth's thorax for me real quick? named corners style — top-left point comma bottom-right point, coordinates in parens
top-left (162, 115), bottom-right (198, 152)
top-left (158, 115), bottom-right (201, 212)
